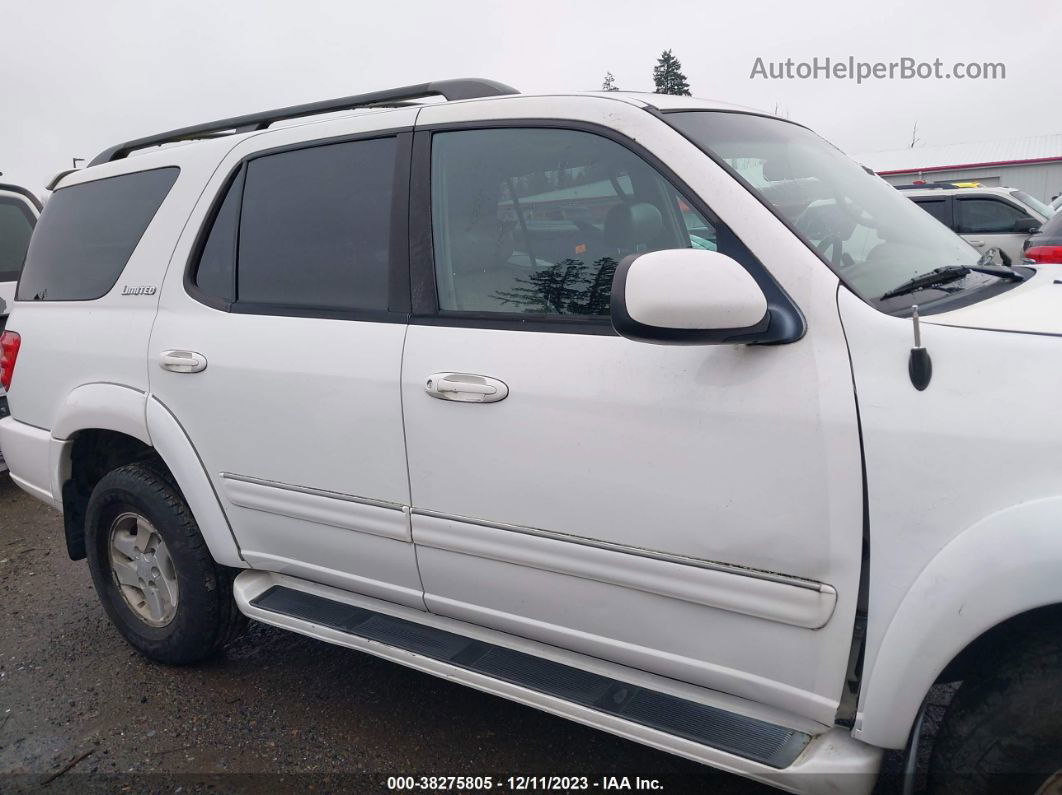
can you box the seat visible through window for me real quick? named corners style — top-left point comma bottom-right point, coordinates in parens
top-left (431, 127), bottom-right (715, 317)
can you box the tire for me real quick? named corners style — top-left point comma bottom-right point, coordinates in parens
top-left (928, 634), bottom-right (1062, 795)
top-left (84, 462), bottom-right (246, 664)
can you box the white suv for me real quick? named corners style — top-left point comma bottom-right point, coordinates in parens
top-left (3, 80), bottom-right (1061, 795)
top-left (901, 184), bottom-right (1052, 266)
top-left (0, 182), bottom-right (40, 467)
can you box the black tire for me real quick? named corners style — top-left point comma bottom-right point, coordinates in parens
top-left (84, 462), bottom-right (246, 664)
top-left (928, 634), bottom-right (1062, 794)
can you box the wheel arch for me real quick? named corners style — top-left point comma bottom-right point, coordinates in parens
top-left (854, 496), bottom-right (1062, 749)
top-left (51, 385), bottom-right (244, 568)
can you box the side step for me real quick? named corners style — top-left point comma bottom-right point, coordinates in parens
top-left (250, 583), bottom-right (810, 769)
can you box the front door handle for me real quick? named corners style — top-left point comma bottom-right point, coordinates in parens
top-left (159, 350), bottom-right (208, 374)
top-left (968, 239), bottom-right (986, 247)
top-left (425, 372), bottom-right (508, 403)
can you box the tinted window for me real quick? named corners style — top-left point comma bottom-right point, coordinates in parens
top-left (193, 171), bottom-right (243, 303)
top-left (236, 137), bottom-right (395, 311)
top-left (431, 128), bottom-right (717, 316)
top-left (912, 198), bottom-right (951, 227)
top-left (17, 168), bottom-right (178, 301)
top-left (0, 197), bottom-right (35, 282)
top-left (956, 199), bottom-right (1029, 234)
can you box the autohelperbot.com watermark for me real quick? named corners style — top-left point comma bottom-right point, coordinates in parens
top-left (750, 56), bottom-right (1006, 84)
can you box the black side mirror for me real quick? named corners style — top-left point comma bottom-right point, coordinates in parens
top-left (1013, 217), bottom-right (1041, 234)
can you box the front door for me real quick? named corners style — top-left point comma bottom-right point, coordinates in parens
top-left (955, 195), bottom-right (1036, 265)
top-left (150, 113), bottom-right (424, 610)
top-left (400, 118), bottom-right (864, 723)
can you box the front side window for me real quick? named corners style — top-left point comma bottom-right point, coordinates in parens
top-left (667, 112), bottom-right (1009, 312)
top-left (18, 168), bottom-right (178, 301)
top-left (193, 137), bottom-right (396, 313)
top-left (0, 197), bottom-right (35, 283)
top-left (956, 198), bottom-right (1030, 234)
top-left (430, 128), bottom-right (719, 317)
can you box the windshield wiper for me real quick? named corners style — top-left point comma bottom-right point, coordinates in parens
top-left (880, 264), bottom-right (1025, 301)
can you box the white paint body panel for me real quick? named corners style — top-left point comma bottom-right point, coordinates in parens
top-left (403, 96), bottom-right (864, 727)
top-left (148, 107), bottom-right (426, 609)
top-left (838, 286), bottom-right (1062, 747)
top-left (0, 417), bottom-right (58, 507)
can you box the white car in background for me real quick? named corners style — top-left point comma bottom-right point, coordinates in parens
top-left (0, 182), bottom-right (40, 470)
top-left (900, 183), bottom-right (1051, 266)
top-left (1050, 194), bottom-right (1062, 213)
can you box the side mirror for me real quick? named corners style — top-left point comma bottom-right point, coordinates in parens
top-left (1013, 217), bottom-right (1041, 234)
top-left (611, 249), bottom-right (782, 345)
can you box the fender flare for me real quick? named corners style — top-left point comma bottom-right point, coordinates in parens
top-left (145, 397), bottom-right (245, 567)
top-left (51, 383), bottom-right (151, 444)
top-left (854, 496), bottom-right (1062, 748)
top-left (48, 384), bottom-right (244, 568)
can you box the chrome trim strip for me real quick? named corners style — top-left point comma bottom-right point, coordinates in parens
top-left (220, 472), bottom-right (407, 513)
top-left (412, 508), bottom-right (826, 593)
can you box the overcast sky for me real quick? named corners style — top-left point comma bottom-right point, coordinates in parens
top-left (2, 0), bottom-right (1058, 194)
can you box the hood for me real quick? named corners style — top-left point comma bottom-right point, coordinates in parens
top-left (927, 264), bottom-right (1062, 336)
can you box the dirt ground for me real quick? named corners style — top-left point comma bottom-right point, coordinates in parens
top-left (0, 473), bottom-right (927, 794)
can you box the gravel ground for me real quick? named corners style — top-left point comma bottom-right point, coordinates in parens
top-left (0, 473), bottom-right (944, 794)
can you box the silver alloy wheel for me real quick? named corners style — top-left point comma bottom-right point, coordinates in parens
top-left (1035, 772), bottom-right (1062, 795)
top-left (108, 512), bottom-right (179, 626)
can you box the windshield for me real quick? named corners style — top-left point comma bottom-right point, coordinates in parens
top-left (668, 111), bottom-right (996, 310)
top-left (1011, 190), bottom-right (1054, 219)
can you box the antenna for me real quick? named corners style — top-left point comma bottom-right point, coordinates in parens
top-left (908, 305), bottom-right (932, 391)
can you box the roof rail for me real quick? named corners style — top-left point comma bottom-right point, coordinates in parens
top-left (89, 78), bottom-right (519, 166)
top-left (0, 182), bottom-right (44, 210)
top-left (895, 181), bottom-right (983, 190)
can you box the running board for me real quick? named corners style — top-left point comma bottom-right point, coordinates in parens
top-left (249, 582), bottom-right (810, 769)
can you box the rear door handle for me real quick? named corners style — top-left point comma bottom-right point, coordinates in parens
top-left (159, 350), bottom-right (208, 374)
top-left (425, 372), bottom-right (508, 403)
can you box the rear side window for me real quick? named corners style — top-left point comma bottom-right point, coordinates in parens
top-left (17, 168), bottom-right (178, 301)
top-left (911, 198), bottom-right (951, 227)
top-left (192, 137), bottom-right (397, 313)
top-left (0, 197), bottom-right (35, 282)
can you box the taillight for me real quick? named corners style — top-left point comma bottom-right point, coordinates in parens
top-left (0, 331), bottom-right (20, 392)
top-left (1024, 245), bottom-right (1062, 264)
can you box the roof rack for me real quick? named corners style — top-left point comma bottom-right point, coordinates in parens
top-left (895, 180), bottom-right (984, 190)
top-left (89, 78), bottom-right (519, 166)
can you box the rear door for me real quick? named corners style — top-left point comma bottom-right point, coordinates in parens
top-left (399, 102), bottom-right (864, 725)
top-left (149, 110), bottom-right (424, 608)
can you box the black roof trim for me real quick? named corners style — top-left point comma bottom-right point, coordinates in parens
top-left (0, 183), bottom-right (44, 211)
top-left (89, 78), bottom-right (519, 166)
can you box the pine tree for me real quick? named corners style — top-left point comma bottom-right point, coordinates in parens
top-left (602, 71), bottom-right (619, 91)
top-left (653, 50), bottom-right (691, 96)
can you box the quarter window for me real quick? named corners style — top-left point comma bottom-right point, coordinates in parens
top-left (17, 168), bottom-right (178, 301)
top-left (430, 128), bottom-right (722, 317)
